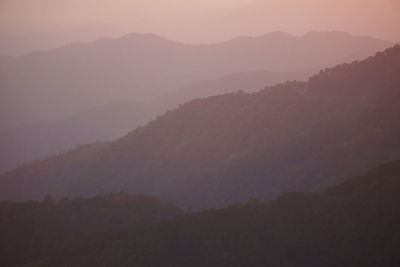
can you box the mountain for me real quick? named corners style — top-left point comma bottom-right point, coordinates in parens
top-left (4, 160), bottom-right (400, 267)
top-left (0, 193), bottom-right (182, 267)
top-left (0, 26), bottom-right (123, 56)
top-left (0, 33), bottom-right (61, 56)
top-left (0, 31), bottom-right (392, 129)
top-left (0, 101), bottom-right (151, 173)
top-left (154, 70), bottom-right (311, 110)
top-left (0, 45), bottom-right (399, 208)
top-left (0, 33), bottom-right (72, 56)
top-left (203, 0), bottom-right (400, 42)
top-left (0, 70), bottom-right (311, 174)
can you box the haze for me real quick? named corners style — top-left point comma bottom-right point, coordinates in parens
top-left (1, 0), bottom-right (400, 264)
top-left (1, 0), bottom-right (399, 44)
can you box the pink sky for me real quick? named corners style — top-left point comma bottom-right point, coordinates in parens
top-left (0, 0), bottom-right (399, 42)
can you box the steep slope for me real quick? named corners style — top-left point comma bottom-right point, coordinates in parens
top-left (0, 70), bottom-right (309, 174)
top-left (0, 31), bottom-right (392, 128)
top-left (0, 142), bottom-right (110, 200)
top-left (0, 101), bottom-right (150, 173)
top-left (0, 193), bottom-right (182, 267)
top-left (0, 46), bottom-right (399, 208)
top-left (154, 70), bottom-right (311, 110)
top-left (22, 160), bottom-right (400, 267)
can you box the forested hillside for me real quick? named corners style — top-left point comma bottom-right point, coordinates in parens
top-left (0, 193), bottom-right (181, 267)
top-left (0, 101), bottom-right (150, 173)
top-left (2, 1), bottom-right (399, 266)
top-left (154, 70), bottom-right (311, 110)
top-left (0, 70), bottom-right (309, 174)
top-left (0, 46), bottom-right (399, 208)
top-left (0, 31), bottom-right (391, 174)
top-left (3, 160), bottom-right (400, 267)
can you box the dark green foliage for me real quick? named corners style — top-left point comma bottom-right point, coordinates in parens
top-left (32, 160), bottom-right (400, 267)
top-left (0, 193), bottom-right (182, 267)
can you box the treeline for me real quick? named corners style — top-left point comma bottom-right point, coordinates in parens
top-left (35, 160), bottom-right (400, 267)
top-left (0, 193), bottom-right (181, 267)
top-left (0, 46), bottom-right (399, 208)
top-left (2, 160), bottom-right (400, 266)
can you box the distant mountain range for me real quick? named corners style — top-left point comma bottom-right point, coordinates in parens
top-left (0, 70), bottom-right (311, 173)
top-left (0, 31), bottom-right (392, 129)
top-left (1, 45), bottom-right (399, 208)
top-left (0, 101), bottom-right (149, 173)
top-left (0, 26), bottom-right (123, 56)
top-left (0, 31), bottom-right (393, 174)
top-left (0, 33), bottom-right (75, 56)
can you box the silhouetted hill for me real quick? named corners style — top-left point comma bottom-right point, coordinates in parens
top-left (12, 160), bottom-right (400, 267)
top-left (0, 46), bottom-right (399, 208)
top-left (0, 31), bottom-right (392, 129)
top-left (154, 70), bottom-right (311, 110)
top-left (0, 192), bottom-right (181, 267)
top-left (0, 33), bottom-right (69, 56)
top-left (0, 101), bottom-right (151, 173)
top-left (0, 70), bottom-right (309, 174)
top-left (0, 26), bottom-right (123, 56)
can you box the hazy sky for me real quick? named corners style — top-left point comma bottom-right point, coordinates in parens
top-left (0, 0), bottom-right (399, 43)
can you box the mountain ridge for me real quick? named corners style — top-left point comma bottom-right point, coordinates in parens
top-left (0, 31), bottom-right (392, 129)
top-left (16, 31), bottom-right (392, 57)
top-left (1, 45), bottom-right (399, 208)
top-left (0, 70), bottom-right (310, 173)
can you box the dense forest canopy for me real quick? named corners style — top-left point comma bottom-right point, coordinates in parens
top-left (0, 193), bottom-right (181, 267)
top-left (1, 160), bottom-right (400, 266)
